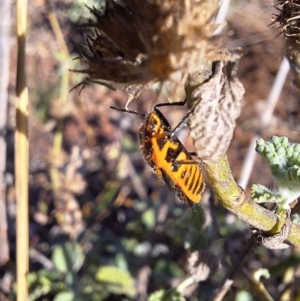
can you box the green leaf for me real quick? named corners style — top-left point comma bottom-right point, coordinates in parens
top-left (133, 242), bottom-right (151, 257)
top-left (52, 245), bottom-right (68, 274)
top-left (95, 266), bottom-right (136, 298)
top-left (52, 242), bottom-right (85, 274)
top-left (235, 290), bottom-right (252, 301)
top-left (95, 182), bottom-right (119, 213)
top-left (28, 274), bottom-right (53, 301)
top-left (53, 291), bottom-right (75, 301)
top-left (255, 136), bottom-right (300, 208)
top-left (251, 184), bottom-right (278, 203)
top-left (142, 208), bottom-right (156, 230)
top-left (28, 270), bottom-right (66, 301)
top-left (115, 252), bottom-right (128, 270)
top-left (148, 289), bottom-right (185, 301)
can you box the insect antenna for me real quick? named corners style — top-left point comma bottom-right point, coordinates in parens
top-left (110, 106), bottom-right (146, 117)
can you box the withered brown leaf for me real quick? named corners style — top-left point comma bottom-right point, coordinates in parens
top-left (187, 56), bottom-right (245, 162)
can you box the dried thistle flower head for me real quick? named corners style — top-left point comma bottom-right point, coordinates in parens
top-left (73, 0), bottom-right (219, 99)
top-left (274, 0), bottom-right (300, 88)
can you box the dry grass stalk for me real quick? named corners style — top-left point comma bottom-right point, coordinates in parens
top-left (16, 0), bottom-right (29, 299)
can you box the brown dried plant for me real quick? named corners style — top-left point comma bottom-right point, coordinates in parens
top-left (48, 147), bottom-right (86, 239)
top-left (274, 0), bottom-right (300, 88)
top-left (73, 0), bottom-right (220, 100)
top-left (188, 59), bottom-right (245, 161)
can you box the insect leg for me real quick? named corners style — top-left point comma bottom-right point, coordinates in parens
top-left (154, 99), bottom-right (187, 110)
top-left (170, 108), bottom-right (195, 138)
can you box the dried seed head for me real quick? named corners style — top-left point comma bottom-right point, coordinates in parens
top-left (73, 0), bottom-right (219, 99)
top-left (273, 0), bottom-right (300, 87)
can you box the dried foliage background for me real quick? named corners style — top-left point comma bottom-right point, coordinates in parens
top-left (1, 0), bottom-right (300, 300)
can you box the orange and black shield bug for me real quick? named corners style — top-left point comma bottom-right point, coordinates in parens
top-left (110, 101), bottom-right (205, 208)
